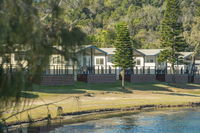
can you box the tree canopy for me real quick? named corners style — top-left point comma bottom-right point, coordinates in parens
top-left (1, 0), bottom-right (200, 122)
top-left (113, 22), bottom-right (134, 89)
top-left (158, 0), bottom-right (187, 74)
top-left (0, 0), bottom-right (86, 117)
top-left (58, 0), bottom-right (199, 49)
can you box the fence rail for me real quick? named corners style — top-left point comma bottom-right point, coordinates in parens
top-left (44, 65), bottom-right (75, 75)
top-left (1, 65), bottom-right (200, 76)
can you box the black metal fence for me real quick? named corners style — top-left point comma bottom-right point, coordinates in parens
top-left (44, 65), bottom-right (75, 75)
top-left (77, 65), bottom-right (117, 75)
top-left (1, 65), bottom-right (200, 76)
top-left (34, 65), bottom-right (200, 76)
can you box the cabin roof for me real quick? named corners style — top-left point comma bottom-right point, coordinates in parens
top-left (179, 52), bottom-right (193, 58)
top-left (77, 45), bottom-right (108, 55)
top-left (77, 46), bottom-right (194, 58)
top-left (100, 48), bottom-right (116, 55)
top-left (99, 48), bottom-right (163, 56)
top-left (137, 49), bottom-right (163, 56)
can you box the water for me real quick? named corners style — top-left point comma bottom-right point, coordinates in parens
top-left (49, 108), bottom-right (200, 133)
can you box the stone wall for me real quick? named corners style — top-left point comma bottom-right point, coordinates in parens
top-left (130, 75), bottom-right (156, 83)
top-left (77, 74), bottom-right (87, 82)
top-left (87, 74), bottom-right (116, 83)
top-left (77, 74), bottom-right (116, 83)
top-left (40, 75), bottom-right (74, 86)
top-left (165, 75), bottom-right (188, 83)
top-left (120, 75), bottom-right (131, 82)
top-left (194, 76), bottom-right (200, 83)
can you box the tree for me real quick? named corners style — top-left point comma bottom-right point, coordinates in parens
top-left (158, 0), bottom-right (187, 74)
top-left (0, 0), bottom-right (86, 123)
top-left (187, 17), bottom-right (200, 81)
top-left (113, 22), bottom-right (134, 89)
top-left (0, 0), bottom-right (51, 108)
top-left (0, 2), bottom-right (53, 130)
top-left (38, 0), bottom-right (87, 62)
top-left (91, 29), bottom-right (116, 48)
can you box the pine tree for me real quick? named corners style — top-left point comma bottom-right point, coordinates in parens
top-left (114, 22), bottom-right (134, 89)
top-left (158, 0), bottom-right (187, 74)
top-left (0, 0), bottom-right (86, 120)
top-left (0, 0), bottom-right (52, 112)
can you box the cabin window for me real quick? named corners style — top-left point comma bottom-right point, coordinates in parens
top-left (53, 56), bottom-right (62, 64)
top-left (96, 58), bottom-right (104, 65)
top-left (146, 58), bottom-right (154, 63)
top-left (136, 59), bottom-right (141, 65)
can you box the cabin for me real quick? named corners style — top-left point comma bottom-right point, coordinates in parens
top-left (76, 46), bottom-right (200, 75)
top-left (1, 45), bottom-right (200, 84)
top-left (76, 46), bottom-right (165, 74)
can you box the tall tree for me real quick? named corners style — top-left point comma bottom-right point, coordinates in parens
top-left (158, 0), bottom-right (187, 74)
top-left (38, 0), bottom-right (87, 62)
top-left (113, 22), bottom-right (134, 89)
top-left (187, 4), bottom-right (200, 81)
top-left (0, 0), bottom-right (53, 118)
top-left (0, 0), bottom-right (86, 124)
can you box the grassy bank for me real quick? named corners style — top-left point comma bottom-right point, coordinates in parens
top-left (2, 81), bottom-right (200, 125)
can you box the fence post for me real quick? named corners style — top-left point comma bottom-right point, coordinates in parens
top-left (53, 65), bottom-right (55, 75)
top-left (64, 65), bottom-right (66, 74)
top-left (101, 66), bottom-right (104, 74)
top-left (67, 66), bottom-right (69, 74)
top-left (93, 66), bottom-right (95, 74)
top-left (143, 66), bottom-right (145, 74)
top-left (98, 66), bottom-right (99, 74)
top-left (58, 66), bottom-right (60, 75)
top-left (56, 65), bottom-right (59, 75)
top-left (48, 66), bottom-right (50, 75)
top-left (105, 65), bottom-right (107, 74)
top-left (72, 65), bottom-right (74, 75)
top-left (181, 67), bottom-right (183, 74)
top-left (136, 67), bottom-right (138, 74)
top-left (73, 65), bottom-right (75, 75)
top-left (62, 65), bottom-right (63, 75)
top-left (186, 67), bottom-right (189, 74)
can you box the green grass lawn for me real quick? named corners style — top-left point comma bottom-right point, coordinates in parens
top-left (29, 81), bottom-right (173, 96)
top-left (3, 81), bottom-right (200, 124)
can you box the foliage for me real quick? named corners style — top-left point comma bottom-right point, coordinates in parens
top-left (0, 0), bottom-right (51, 108)
top-left (158, 0), bottom-right (187, 73)
top-left (0, 0), bottom-right (86, 119)
top-left (1, 0), bottom-right (200, 126)
top-left (37, 0), bottom-right (87, 61)
top-left (113, 22), bottom-right (134, 88)
top-left (91, 29), bottom-right (116, 47)
top-left (56, 0), bottom-right (200, 49)
top-left (113, 22), bottom-right (134, 69)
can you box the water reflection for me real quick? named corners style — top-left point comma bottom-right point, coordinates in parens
top-left (9, 108), bottom-right (200, 133)
top-left (50, 108), bottom-right (200, 133)
top-left (9, 122), bottom-right (61, 133)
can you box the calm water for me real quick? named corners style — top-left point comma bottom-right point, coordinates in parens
top-left (48, 108), bottom-right (200, 133)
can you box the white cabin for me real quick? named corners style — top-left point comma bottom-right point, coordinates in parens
top-left (1, 45), bottom-right (199, 75)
